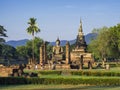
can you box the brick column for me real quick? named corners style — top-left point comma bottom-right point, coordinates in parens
top-left (40, 44), bottom-right (44, 64)
top-left (66, 41), bottom-right (70, 64)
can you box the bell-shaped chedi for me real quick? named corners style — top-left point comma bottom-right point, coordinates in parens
top-left (74, 19), bottom-right (87, 53)
top-left (70, 19), bottom-right (94, 69)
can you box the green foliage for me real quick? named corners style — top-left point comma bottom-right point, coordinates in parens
top-left (0, 77), bottom-right (27, 85)
top-left (70, 70), bottom-right (120, 76)
top-left (0, 77), bottom-right (120, 86)
top-left (25, 70), bottom-right (120, 76)
top-left (26, 18), bottom-right (40, 35)
top-left (108, 24), bottom-right (120, 58)
top-left (16, 37), bottom-right (43, 63)
top-left (0, 44), bottom-right (17, 60)
top-left (108, 63), bottom-right (120, 67)
top-left (28, 37), bottom-right (43, 62)
top-left (26, 17), bottom-right (40, 63)
top-left (16, 46), bottom-right (28, 60)
top-left (46, 44), bottom-right (53, 59)
top-left (0, 25), bottom-right (8, 43)
top-left (88, 24), bottom-right (120, 60)
top-left (16, 37), bottom-right (53, 63)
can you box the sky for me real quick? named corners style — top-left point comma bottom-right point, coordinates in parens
top-left (1, 0), bottom-right (120, 42)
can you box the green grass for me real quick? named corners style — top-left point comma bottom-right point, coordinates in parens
top-left (108, 67), bottom-right (120, 72)
top-left (0, 85), bottom-right (120, 90)
top-left (24, 67), bottom-right (120, 73)
top-left (39, 74), bottom-right (120, 78)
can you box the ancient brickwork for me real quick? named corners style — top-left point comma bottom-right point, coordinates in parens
top-left (66, 41), bottom-right (70, 64)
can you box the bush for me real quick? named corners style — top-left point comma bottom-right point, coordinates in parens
top-left (70, 70), bottom-right (120, 76)
top-left (0, 77), bottom-right (120, 86)
top-left (0, 77), bottom-right (27, 85)
top-left (108, 63), bottom-right (120, 67)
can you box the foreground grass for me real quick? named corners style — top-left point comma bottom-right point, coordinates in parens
top-left (0, 85), bottom-right (120, 90)
top-left (1, 67), bottom-right (120, 90)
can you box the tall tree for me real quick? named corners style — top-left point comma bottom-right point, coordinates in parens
top-left (0, 25), bottom-right (7, 58)
top-left (88, 25), bottom-right (120, 61)
top-left (108, 24), bottom-right (120, 58)
top-left (0, 25), bottom-right (7, 43)
top-left (88, 26), bottom-right (109, 61)
top-left (26, 18), bottom-right (40, 64)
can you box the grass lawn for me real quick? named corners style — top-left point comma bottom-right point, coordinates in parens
top-left (24, 67), bottom-right (120, 73)
top-left (0, 85), bottom-right (120, 90)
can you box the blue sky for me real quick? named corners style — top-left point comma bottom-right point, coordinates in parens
top-left (1, 0), bottom-right (120, 41)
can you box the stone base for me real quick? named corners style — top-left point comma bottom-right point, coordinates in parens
top-left (70, 52), bottom-right (94, 63)
top-left (53, 54), bottom-right (64, 61)
top-left (39, 64), bottom-right (70, 70)
top-left (56, 64), bottom-right (70, 69)
top-left (0, 67), bottom-right (13, 77)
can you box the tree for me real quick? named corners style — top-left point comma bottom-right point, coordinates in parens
top-left (88, 26), bottom-right (109, 61)
top-left (0, 25), bottom-right (8, 61)
top-left (108, 24), bottom-right (120, 59)
top-left (2, 44), bottom-right (17, 59)
top-left (31, 37), bottom-right (43, 63)
top-left (19, 37), bottom-right (43, 63)
top-left (26, 18), bottom-right (40, 64)
top-left (88, 25), bottom-right (120, 62)
top-left (0, 25), bottom-right (7, 43)
top-left (16, 46), bottom-right (28, 60)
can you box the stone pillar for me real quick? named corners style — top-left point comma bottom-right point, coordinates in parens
top-left (40, 44), bottom-right (44, 64)
top-left (80, 55), bottom-right (83, 70)
top-left (66, 41), bottom-right (70, 64)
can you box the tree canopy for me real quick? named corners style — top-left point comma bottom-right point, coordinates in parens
top-left (0, 25), bottom-right (7, 43)
top-left (88, 24), bottom-right (120, 61)
top-left (16, 37), bottom-right (44, 63)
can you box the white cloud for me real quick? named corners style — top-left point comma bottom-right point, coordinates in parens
top-left (64, 5), bottom-right (76, 9)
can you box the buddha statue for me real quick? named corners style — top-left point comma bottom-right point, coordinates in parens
top-left (53, 38), bottom-right (63, 55)
top-left (52, 38), bottom-right (64, 61)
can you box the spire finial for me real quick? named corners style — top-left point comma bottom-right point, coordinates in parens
top-left (80, 18), bottom-right (82, 24)
top-left (79, 18), bottom-right (83, 32)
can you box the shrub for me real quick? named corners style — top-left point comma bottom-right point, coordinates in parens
top-left (0, 77), bottom-right (120, 86)
top-left (70, 70), bottom-right (120, 76)
top-left (109, 63), bottom-right (120, 67)
top-left (0, 77), bottom-right (27, 85)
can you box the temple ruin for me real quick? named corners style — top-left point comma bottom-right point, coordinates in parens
top-left (40, 20), bottom-right (94, 69)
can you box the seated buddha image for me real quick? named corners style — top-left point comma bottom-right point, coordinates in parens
top-left (52, 38), bottom-right (64, 61)
top-left (53, 38), bottom-right (63, 55)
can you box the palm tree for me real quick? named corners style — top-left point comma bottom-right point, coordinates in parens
top-left (26, 18), bottom-right (40, 64)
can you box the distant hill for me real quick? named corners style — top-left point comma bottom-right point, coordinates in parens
top-left (5, 33), bottom-right (97, 47)
top-left (50, 33), bottom-right (97, 46)
top-left (5, 39), bottom-right (29, 48)
top-left (85, 33), bottom-right (97, 44)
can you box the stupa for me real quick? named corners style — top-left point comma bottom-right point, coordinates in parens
top-left (70, 19), bottom-right (94, 65)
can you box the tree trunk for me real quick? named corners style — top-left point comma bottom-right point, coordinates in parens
top-left (32, 33), bottom-right (35, 64)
